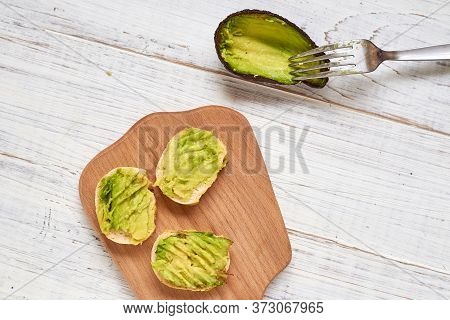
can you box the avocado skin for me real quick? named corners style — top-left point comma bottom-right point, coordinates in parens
top-left (214, 9), bottom-right (328, 88)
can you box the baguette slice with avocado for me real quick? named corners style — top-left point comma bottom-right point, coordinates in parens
top-left (151, 231), bottom-right (232, 291)
top-left (154, 127), bottom-right (227, 205)
top-left (95, 167), bottom-right (156, 245)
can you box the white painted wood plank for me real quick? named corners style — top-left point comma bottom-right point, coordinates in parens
top-left (0, 11), bottom-right (449, 299)
top-left (0, 15), bottom-right (449, 271)
top-left (4, 0), bottom-right (450, 133)
top-left (268, 231), bottom-right (450, 299)
top-left (1, 157), bottom-right (448, 299)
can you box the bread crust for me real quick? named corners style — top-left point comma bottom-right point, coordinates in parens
top-left (151, 231), bottom-right (231, 291)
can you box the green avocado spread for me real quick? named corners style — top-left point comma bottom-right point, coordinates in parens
top-left (152, 231), bottom-right (232, 289)
top-left (96, 167), bottom-right (156, 245)
top-left (155, 128), bottom-right (227, 202)
top-left (216, 11), bottom-right (327, 87)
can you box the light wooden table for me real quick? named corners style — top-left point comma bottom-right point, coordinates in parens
top-left (1, 0), bottom-right (449, 299)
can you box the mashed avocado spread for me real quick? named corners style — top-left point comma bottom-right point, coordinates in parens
top-left (96, 167), bottom-right (156, 245)
top-left (152, 231), bottom-right (232, 289)
top-left (155, 128), bottom-right (227, 202)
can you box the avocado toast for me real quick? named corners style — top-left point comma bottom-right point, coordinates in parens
top-left (154, 127), bottom-right (227, 205)
top-left (95, 167), bottom-right (156, 245)
top-left (151, 231), bottom-right (232, 291)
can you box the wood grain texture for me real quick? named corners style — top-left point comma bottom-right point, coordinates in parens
top-left (79, 106), bottom-right (292, 299)
top-left (4, 0), bottom-right (450, 134)
top-left (1, 1), bottom-right (449, 300)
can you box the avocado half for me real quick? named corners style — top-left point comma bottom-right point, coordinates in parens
top-left (214, 10), bottom-right (328, 88)
top-left (151, 231), bottom-right (232, 291)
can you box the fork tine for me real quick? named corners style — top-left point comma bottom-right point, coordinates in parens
top-left (290, 61), bottom-right (354, 74)
top-left (289, 52), bottom-right (354, 66)
top-left (289, 42), bottom-right (353, 61)
top-left (292, 69), bottom-right (359, 81)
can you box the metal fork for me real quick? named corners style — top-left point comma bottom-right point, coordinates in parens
top-left (289, 40), bottom-right (450, 81)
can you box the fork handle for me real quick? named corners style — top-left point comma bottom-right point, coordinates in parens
top-left (382, 44), bottom-right (450, 61)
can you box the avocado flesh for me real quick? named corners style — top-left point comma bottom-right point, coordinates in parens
top-left (216, 11), bottom-right (327, 87)
top-left (96, 168), bottom-right (156, 244)
top-left (152, 232), bottom-right (232, 289)
top-left (155, 128), bottom-right (227, 201)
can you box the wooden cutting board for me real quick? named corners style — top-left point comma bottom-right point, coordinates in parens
top-left (79, 106), bottom-right (291, 299)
